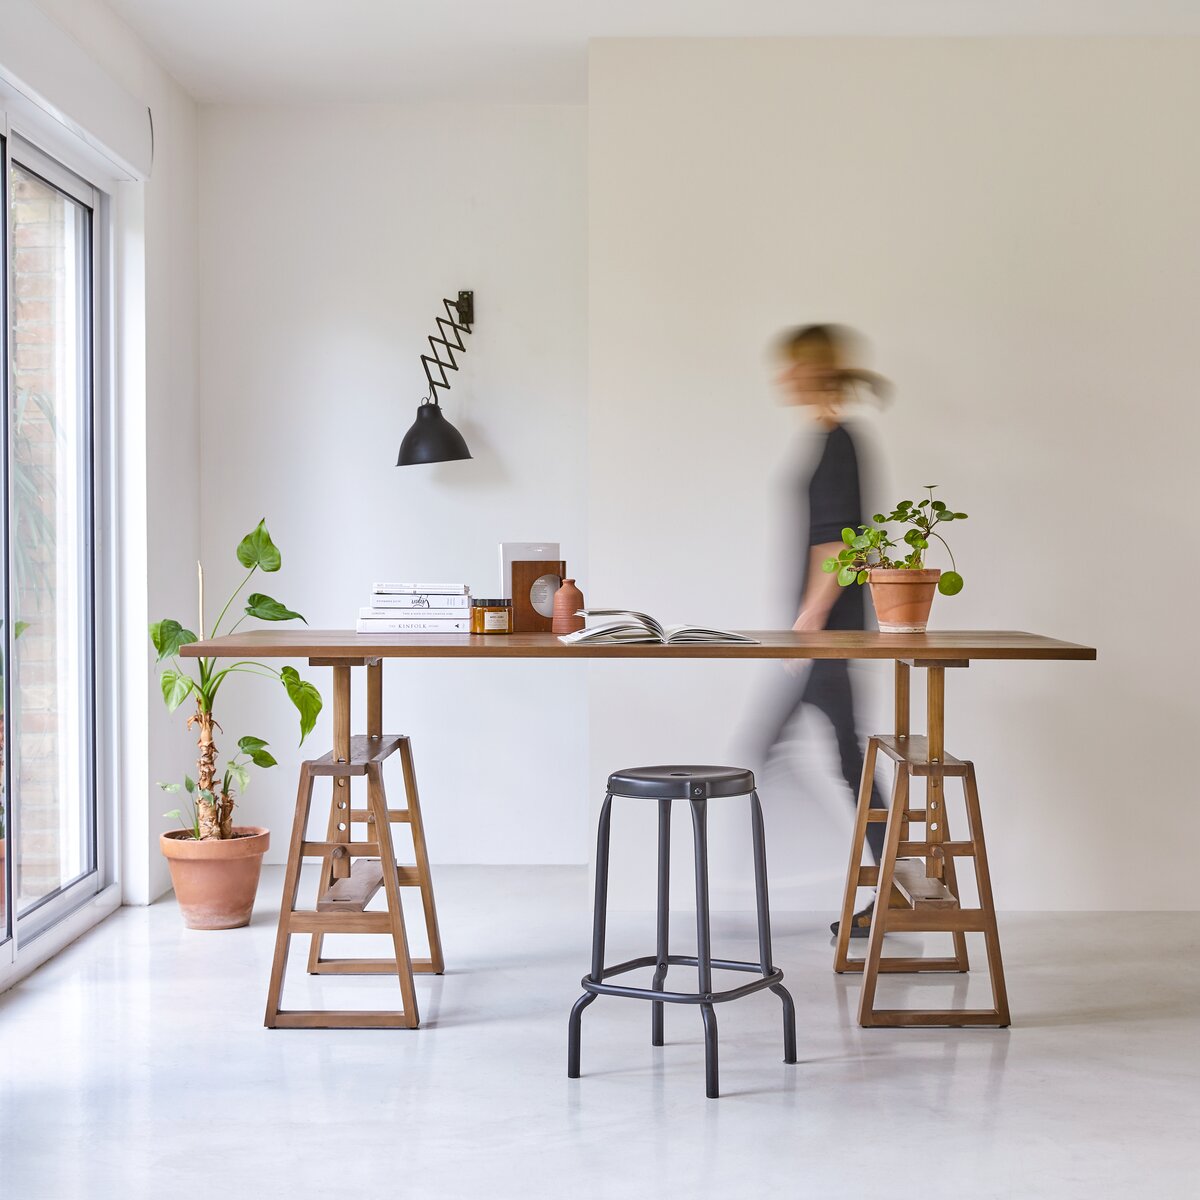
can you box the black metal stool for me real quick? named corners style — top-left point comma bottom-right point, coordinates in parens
top-left (568, 765), bottom-right (797, 1099)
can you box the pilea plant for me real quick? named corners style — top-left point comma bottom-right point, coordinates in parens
top-left (823, 485), bottom-right (967, 596)
top-left (151, 520), bottom-right (322, 840)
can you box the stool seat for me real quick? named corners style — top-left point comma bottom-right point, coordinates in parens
top-left (607, 765), bottom-right (755, 800)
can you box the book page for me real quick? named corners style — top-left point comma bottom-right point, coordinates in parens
top-left (579, 609), bottom-right (664, 640)
top-left (662, 624), bottom-right (758, 644)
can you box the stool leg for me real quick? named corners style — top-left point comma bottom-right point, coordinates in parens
top-left (701, 1003), bottom-right (719, 1100)
top-left (750, 789), bottom-right (797, 1064)
top-left (568, 792), bottom-right (614, 1079)
top-left (690, 797), bottom-right (719, 1098)
top-left (651, 797), bottom-right (671, 1047)
top-left (567, 993), bottom-right (594, 1079)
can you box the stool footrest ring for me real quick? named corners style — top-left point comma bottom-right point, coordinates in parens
top-left (581, 953), bottom-right (784, 1005)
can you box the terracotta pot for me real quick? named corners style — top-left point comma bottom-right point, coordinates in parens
top-left (552, 578), bottom-right (586, 635)
top-left (160, 826), bottom-right (269, 930)
top-left (869, 568), bottom-right (941, 634)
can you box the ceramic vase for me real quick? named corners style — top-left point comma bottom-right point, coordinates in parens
top-left (552, 578), bottom-right (585, 634)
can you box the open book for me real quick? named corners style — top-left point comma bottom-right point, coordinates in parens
top-left (559, 610), bottom-right (758, 646)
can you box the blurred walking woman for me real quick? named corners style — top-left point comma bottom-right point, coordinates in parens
top-left (766, 324), bottom-right (888, 938)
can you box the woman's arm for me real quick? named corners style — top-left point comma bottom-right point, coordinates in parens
top-left (793, 541), bottom-right (843, 631)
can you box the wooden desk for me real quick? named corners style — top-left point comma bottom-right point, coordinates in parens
top-left (182, 630), bottom-right (1095, 1029)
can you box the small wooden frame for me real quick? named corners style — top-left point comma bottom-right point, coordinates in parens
top-left (511, 559), bottom-right (566, 632)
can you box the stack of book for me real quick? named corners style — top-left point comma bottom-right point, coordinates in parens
top-left (356, 583), bottom-right (472, 634)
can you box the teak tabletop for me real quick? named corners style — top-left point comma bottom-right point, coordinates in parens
top-left (181, 629), bottom-right (1096, 662)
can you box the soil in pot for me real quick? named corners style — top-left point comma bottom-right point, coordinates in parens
top-left (160, 826), bottom-right (270, 930)
top-left (869, 568), bottom-right (941, 634)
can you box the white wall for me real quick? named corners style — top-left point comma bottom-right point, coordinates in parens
top-left (30, 0), bottom-right (200, 904)
top-left (589, 37), bottom-right (1200, 910)
top-left (196, 103), bottom-right (589, 866)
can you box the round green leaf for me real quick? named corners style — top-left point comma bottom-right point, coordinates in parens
top-left (822, 558), bottom-right (839, 573)
top-left (856, 570), bottom-right (869, 584)
top-left (841, 527), bottom-right (856, 546)
top-left (236, 519), bottom-right (282, 572)
top-left (872, 513), bottom-right (886, 524)
top-left (954, 512), bottom-right (968, 519)
top-left (938, 571), bottom-right (964, 596)
top-left (837, 565), bottom-right (858, 587)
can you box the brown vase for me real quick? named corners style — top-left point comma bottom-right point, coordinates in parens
top-left (869, 568), bottom-right (941, 634)
top-left (161, 826), bottom-right (270, 930)
top-left (552, 578), bottom-right (586, 634)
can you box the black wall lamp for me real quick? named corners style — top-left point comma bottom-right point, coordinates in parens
top-left (397, 290), bottom-right (475, 466)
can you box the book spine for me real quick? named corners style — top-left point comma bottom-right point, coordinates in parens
top-left (356, 618), bottom-right (472, 634)
top-left (366, 593), bottom-right (470, 609)
top-left (359, 606), bottom-right (468, 618)
top-left (372, 583), bottom-right (470, 595)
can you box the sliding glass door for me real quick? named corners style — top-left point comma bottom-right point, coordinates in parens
top-left (2, 133), bottom-right (100, 950)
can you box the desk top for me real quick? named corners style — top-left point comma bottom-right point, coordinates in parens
top-left (181, 629), bottom-right (1096, 662)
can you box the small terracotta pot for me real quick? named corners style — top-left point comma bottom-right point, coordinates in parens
top-left (160, 826), bottom-right (270, 930)
top-left (552, 578), bottom-right (586, 634)
top-left (869, 568), bottom-right (941, 634)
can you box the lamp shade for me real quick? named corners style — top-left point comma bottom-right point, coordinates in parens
top-left (396, 402), bottom-right (472, 466)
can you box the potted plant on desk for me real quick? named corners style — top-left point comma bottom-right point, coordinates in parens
top-left (823, 485), bottom-right (967, 633)
top-left (151, 520), bottom-right (323, 929)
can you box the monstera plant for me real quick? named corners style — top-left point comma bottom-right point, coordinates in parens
top-left (151, 520), bottom-right (322, 841)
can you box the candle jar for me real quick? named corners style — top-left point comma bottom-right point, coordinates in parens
top-left (471, 598), bottom-right (513, 634)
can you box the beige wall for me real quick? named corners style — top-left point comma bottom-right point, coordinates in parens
top-left (589, 38), bottom-right (1200, 909)
top-left (197, 103), bottom-right (589, 865)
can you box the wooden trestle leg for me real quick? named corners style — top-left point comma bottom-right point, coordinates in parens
top-left (835, 659), bottom-right (1009, 1028)
top-left (263, 657), bottom-right (443, 1030)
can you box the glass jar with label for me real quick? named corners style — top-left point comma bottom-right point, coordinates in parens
top-left (470, 598), bottom-right (513, 634)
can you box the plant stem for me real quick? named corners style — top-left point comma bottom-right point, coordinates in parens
top-left (930, 530), bottom-right (957, 572)
top-left (209, 566), bottom-right (257, 639)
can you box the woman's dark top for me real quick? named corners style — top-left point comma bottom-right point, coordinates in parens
top-left (797, 423), bottom-right (866, 631)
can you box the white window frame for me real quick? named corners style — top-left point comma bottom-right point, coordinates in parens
top-left (0, 111), bottom-right (120, 983)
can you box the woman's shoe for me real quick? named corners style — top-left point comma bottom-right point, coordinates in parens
top-left (830, 899), bottom-right (875, 938)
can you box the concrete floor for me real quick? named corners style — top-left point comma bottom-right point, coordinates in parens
top-left (1, 866), bottom-right (1197, 1200)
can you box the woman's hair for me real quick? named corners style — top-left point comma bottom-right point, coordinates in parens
top-left (779, 323), bottom-right (891, 403)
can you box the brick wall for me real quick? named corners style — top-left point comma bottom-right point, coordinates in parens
top-left (7, 164), bottom-right (73, 907)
